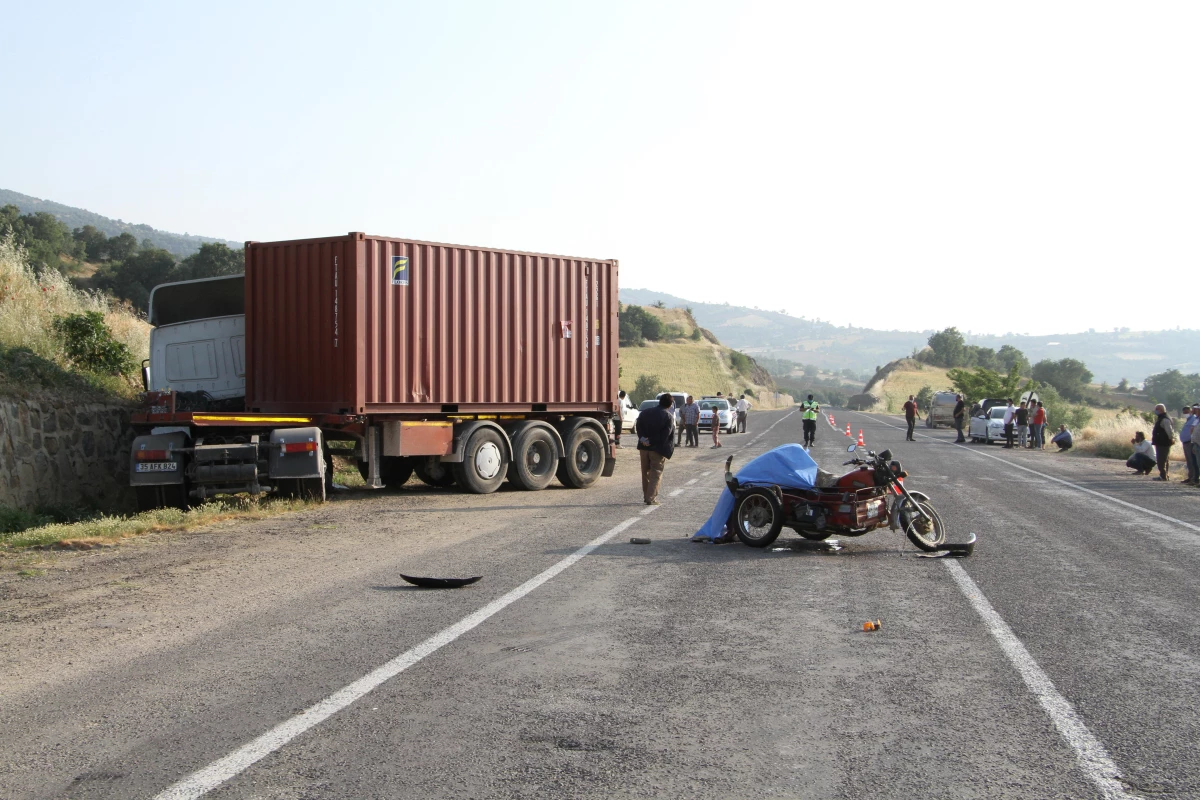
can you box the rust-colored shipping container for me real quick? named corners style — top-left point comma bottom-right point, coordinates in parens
top-left (244, 232), bottom-right (618, 417)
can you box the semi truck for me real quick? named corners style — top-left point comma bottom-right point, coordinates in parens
top-left (129, 232), bottom-right (619, 511)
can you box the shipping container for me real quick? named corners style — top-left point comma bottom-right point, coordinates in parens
top-left (243, 232), bottom-right (619, 416)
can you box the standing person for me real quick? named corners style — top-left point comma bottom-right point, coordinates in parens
top-left (1002, 400), bottom-right (1016, 448)
top-left (903, 395), bottom-right (921, 441)
top-left (1016, 400), bottom-right (1030, 448)
top-left (634, 394), bottom-right (675, 505)
top-left (673, 396), bottom-right (685, 446)
top-left (614, 390), bottom-right (630, 448)
top-left (1031, 401), bottom-right (1047, 449)
top-left (1179, 404), bottom-right (1200, 484)
top-left (1127, 431), bottom-right (1156, 475)
top-left (736, 395), bottom-right (752, 433)
top-left (1151, 403), bottom-right (1176, 482)
top-left (952, 393), bottom-right (967, 443)
top-left (681, 395), bottom-right (700, 447)
top-left (800, 394), bottom-right (820, 448)
top-left (710, 402), bottom-right (723, 448)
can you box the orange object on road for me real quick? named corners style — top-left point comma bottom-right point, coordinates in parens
top-left (863, 621), bottom-right (875, 631)
top-left (857, 430), bottom-right (865, 446)
top-left (845, 424), bottom-right (851, 437)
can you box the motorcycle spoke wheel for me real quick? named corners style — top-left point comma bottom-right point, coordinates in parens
top-left (734, 490), bottom-right (783, 547)
top-left (900, 500), bottom-right (947, 552)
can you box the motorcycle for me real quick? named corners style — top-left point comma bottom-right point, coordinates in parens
top-left (724, 444), bottom-right (948, 551)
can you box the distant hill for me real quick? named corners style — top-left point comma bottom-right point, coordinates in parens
top-left (619, 288), bottom-right (1200, 385)
top-left (0, 188), bottom-right (239, 259)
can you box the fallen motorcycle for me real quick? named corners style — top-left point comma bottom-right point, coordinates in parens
top-left (724, 444), bottom-right (948, 551)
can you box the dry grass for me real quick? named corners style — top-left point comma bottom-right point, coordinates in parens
top-left (1076, 413), bottom-right (1185, 462)
top-left (0, 496), bottom-right (317, 553)
top-left (0, 234), bottom-right (150, 396)
top-left (865, 363), bottom-right (954, 413)
top-left (619, 340), bottom-right (791, 408)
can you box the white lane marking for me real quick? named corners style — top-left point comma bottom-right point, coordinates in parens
top-left (943, 561), bottom-right (1143, 800)
top-left (686, 478), bottom-right (699, 486)
top-left (855, 413), bottom-right (1200, 534)
top-left (640, 505), bottom-right (660, 515)
top-left (700, 471), bottom-right (713, 477)
top-left (153, 516), bottom-right (643, 800)
top-left (669, 488), bottom-right (685, 497)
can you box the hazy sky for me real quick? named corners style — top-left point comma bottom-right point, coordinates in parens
top-left (3, 2), bottom-right (1196, 335)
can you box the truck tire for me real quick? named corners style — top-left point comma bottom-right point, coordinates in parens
top-left (415, 458), bottom-right (455, 488)
top-left (557, 426), bottom-right (605, 489)
top-left (357, 456), bottom-right (415, 488)
top-left (135, 484), bottom-right (189, 513)
top-left (454, 428), bottom-right (508, 494)
top-left (507, 426), bottom-right (557, 491)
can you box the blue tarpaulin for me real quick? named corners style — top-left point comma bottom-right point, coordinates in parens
top-left (693, 444), bottom-right (820, 540)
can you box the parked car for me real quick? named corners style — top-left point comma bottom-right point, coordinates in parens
top-left (637, 399), bottom-right (660, 414)
top-left (657, 391), bottom-right (688, 431)
top-left (925, 391), bottom-right (959, 428)
top-left (698, 397), bottom-right (736, 434)
top-left (969, 405), bottom-right (1010, 444)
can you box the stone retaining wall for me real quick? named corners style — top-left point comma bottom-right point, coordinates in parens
top-left (0, 395), bottom-right (135, 511)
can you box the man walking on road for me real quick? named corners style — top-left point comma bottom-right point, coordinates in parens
top-left (953, 393), bottom-right (967, 442)
top-left (736, 394), bottom-right (752, 433)
top-left (635, 394), bottom-right (675, 504)
top-left (800, 394), bottom-right (820, 448)
top-left (1002, 400), bottom-right (1017, 448)
top-left (1151, 404), bottom-right (1176, 482)
top-left (1179, 404), bottom-right (1199, 484)
top-left (903, 395), bottom-right (921, 441)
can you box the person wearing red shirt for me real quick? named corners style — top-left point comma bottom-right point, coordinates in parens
top-left (1031, 401), bottom-right (1047, 449)
top-left (903, 395), bottom-right (921, 441)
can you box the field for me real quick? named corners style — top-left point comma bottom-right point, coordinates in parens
top-left (862, 360), bottom-right (955, 413)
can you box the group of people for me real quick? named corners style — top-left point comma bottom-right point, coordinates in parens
top-left (1126, 403), bottom-right (1195, 484)
top-left (628, 391), bottom-right (753, 504)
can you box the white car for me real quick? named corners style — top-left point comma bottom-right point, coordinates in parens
top-left (969, 406), bottom-right (1010, 444)
top-left (699, 398), bottom-right (737, 434)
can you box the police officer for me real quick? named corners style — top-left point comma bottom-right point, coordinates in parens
top-left (800, 394), bottom-right (820, 448)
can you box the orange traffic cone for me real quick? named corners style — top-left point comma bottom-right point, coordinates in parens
top-left (857, 429), bottom-right (865, 446)
top-left (845, 424), bottom-right (851, 437)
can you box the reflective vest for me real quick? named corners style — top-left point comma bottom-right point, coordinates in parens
top-left (801, 400), bottom-right (819, 420)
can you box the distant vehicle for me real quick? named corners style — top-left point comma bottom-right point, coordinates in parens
top-left (925, 391), bottom-right (959, 428)
top-left (638, 399), bottom-right (661, 414)
top-left (698, 398), bottom-right (736, 434)
top-left (969, 406), bottom-right (1009, 444)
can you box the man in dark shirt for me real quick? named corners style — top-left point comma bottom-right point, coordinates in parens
top-left (634, 394), bottom-right (676, 504)
top-left (1151, 404), bottom-right (1176, 481)
top-left (953, 394), bottom-right (966, 443)
top-left (1016, 401), bottom-right (1030, 448)
top-left (903, 395), bottom-right (921, 441)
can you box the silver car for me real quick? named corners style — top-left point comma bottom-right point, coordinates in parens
top-left (969, 406), bottom-right (1010, 444)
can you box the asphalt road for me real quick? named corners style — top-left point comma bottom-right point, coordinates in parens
top-left (2, 408), bottom-right (1197, 799)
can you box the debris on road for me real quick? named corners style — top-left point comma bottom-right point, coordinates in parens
top-left (862, 619), bottom-right (882, 632)
top-left (629, 537), bottom-right (651, 544)
top-left (399, 574), bottom-right (482, 589)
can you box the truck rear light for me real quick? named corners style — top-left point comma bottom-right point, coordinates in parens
top-left (281, 441), bottom-right (318, 454)
top-left (136, 449), bottom-right (170, 461)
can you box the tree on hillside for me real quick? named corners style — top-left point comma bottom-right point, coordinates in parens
top-left (926, 327), bottom-right (967, 367)
top-left (997, 344), bottom-right (1031, 376)
top-left (106, 232), bottom-right (139, 262)
top-left (73, 225), bottom-right (109, 261)
top-left (619, 305), bottom-right (666, 346)
top-left (1, 205), bottom-right (84, 271)
top-left (1143, 369), bottom-right (1200, 411)
top-left (173, 242), bottom-right (244, 281)
top-left (1031, 358), bottom-right (1093, 400)
top-left (946, 363), bottom-right (1023, 402)
top-left (93, 247), bottom-right (177, 312)
top-left (631, 373), bottom-right (666, 405)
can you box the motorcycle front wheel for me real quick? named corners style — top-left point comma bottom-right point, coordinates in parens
top-left (899, 500), bottom-right (947, 552)
top-left (734, 489), bottom-right (784, 547)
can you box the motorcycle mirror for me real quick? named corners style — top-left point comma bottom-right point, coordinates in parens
top-left (847, 444), bottom-right (858, 453)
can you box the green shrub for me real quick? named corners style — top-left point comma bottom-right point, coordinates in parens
top-left (52, 312), bottom-right (134, 376)
top-left (631, 373), bottom-right (666, 406)
top-left (729, 350), bottom-right (752, 375)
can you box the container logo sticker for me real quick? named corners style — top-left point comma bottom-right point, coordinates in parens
top-left (390, 256), bottom-right (410, 286)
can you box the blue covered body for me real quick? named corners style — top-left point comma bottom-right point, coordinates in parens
top-left (693, 444), bottom-right (819, 540)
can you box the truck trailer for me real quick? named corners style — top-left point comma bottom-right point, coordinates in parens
top-left (129, 232), bottom-right (619, 510)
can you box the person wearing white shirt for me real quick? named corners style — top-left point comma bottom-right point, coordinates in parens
top-left (1127, 431), bottom-right (1155, 475)
top-left (735, 395), bottom-right (752, 433)
top-left (1001, 400), bottom-right (1017, 449)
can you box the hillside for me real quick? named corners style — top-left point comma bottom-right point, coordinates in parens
top-left (618, 306), bottom-right (791, 408)
top-left (619, 288), bottom-right (1200, 385)
top-left (0, 188), bottom-right (239, 259)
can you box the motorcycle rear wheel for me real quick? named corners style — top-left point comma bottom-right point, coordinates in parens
top-left (734, 489), bottom-right (784, 547)
top-left (899, 500), bottom-right (947, 551)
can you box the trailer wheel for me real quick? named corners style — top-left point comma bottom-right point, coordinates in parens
top-left (557, 426), bottom-right (605, 489)
top-left (508, 426), bottom-right (557, 491)
top-left (135, 484), bottom-right (189, 513)
top-left (357, 456), bottom-right (415, 488)
top-left (454, 429), bottom-right (508, 494)
top-left (415, 458), bottom-right (456, 488)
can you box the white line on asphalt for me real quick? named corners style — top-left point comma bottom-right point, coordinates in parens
top-left (700, 471), bottom-right (712, 477)
top-left (855, 412), bottom-right (1200, 534)
top-left (669, 488), bottom-right (685, 497)
top-left (686, 478), bottom-right (699, 486)
top-left (640, 505), bottom-right (659, 515)
top-left (943, 561), bottom-right (1143, 800)
top-left (152, 516), bottom-right (644, 800)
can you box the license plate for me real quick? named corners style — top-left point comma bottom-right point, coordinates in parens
top-left (136, 462), bottom-right (178, 472)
